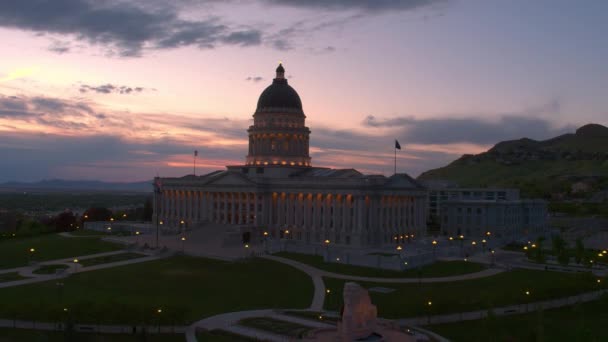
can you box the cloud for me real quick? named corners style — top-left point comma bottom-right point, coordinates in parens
top-left (245, 76), bottom-right (264, 83)
top-left (0, 0), bottom-right (263, 57)
top-left (363, 101), bottom-right (574, 145)
top-left (263, 0), bottom-right (446, 13)
top-left (79, 84), bottom-right (148, 95)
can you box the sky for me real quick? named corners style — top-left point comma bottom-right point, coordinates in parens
top-left (0, 0), bottom-right (607, 182)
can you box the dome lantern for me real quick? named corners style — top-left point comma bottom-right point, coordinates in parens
top-left (276, 63), bottom-right (285, 79)
top-left (246, 63), bottom-right (312, 167)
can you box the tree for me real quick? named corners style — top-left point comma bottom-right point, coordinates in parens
top-left (552, 235), bottom-right (570, 266)
top-left (143, 197), bottom-right (153, 222)
top-left (52, 211), bottom-right (77, 232)
top-left (534, 237), bottom-right (546, 264)
top-left (575, 238), bottom-right (585, 264)
top-left (82, 207), bottom-right (113, 222)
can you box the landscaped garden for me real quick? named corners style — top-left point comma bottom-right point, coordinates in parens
top-left (323, 269), bottom-right (606, 318)
top-left (427, 294), bottom-right (608, 341)
top-left (0, 234), bottom-right (122, 269)
top-left (239, 317), bottom-right (314, 339)
top-left (274, 252), bottom-right (486, 278)
top-left (197, 329), bottom-right (259, 342)
top-left (0, 256), bottom-right (313, 324)
top-left (0, 328), bottom-right (185, 341)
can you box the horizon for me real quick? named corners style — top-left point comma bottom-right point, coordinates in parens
top-left (1, 0), bottom-right (607, 182)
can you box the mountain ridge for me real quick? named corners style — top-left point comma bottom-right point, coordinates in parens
top-left (418, 123), bottom-right (608, 198)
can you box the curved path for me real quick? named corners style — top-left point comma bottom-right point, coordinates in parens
top-left (262, 254), bottom-right (504, 283)
top-left (0, 250), bottom-right (164, 289)
top-left (184, 255), bottom-right (506, 342)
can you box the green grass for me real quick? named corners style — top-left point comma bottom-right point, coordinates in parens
top-left (0, 255), bottom-right (313, 324)
top-left (0, 328), bottom-right (184, 342)
top-left (69, 230), bottom-right (107, 236)
top-left (0, 234), bottom-right (123, 269)
top-left (427, 294), bottom-right (608, 342)
top-left (274, 252), bottom-right (486, 278)
top-left (367, 252), bottom-right (399, 257)
top-left (239, 317), bottom-right (314, 338)
top-left (197, 329), bottom-right (259, 342)
top-left (33, 264), bottom-right (70, 275)
top-left (78, 253), bottom-right (147, 267)
top-left (0, 272), bottom-right (26, 283)
top-left (323, 269), bottom-right (606, 318)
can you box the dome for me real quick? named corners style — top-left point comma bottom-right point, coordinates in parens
top-left (255, 64), bottom-right (303, 114)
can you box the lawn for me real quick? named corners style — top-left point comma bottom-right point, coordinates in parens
top-left (0, 234), bottom-right (123, 269)
top-left (0, 272), bottom-right (26, 283)
top-left (78, 253), bottom-right (147, 267)
top-left (0, 328), bottom-right (184, 342)
top-left (323, 269), bottom-right (606, 318)
top-left (33, 264), bottom-right (69, 275)
top-left (427, 294), bottom-right (608, 342)
top-left (274, 252), bottom-right (486, 278)
top-left (0, 256), bottom-right (313, 324)
top-left (239, 317), bottom-right (314, 338)
top-left (197, 329), bottom-right (259, 342)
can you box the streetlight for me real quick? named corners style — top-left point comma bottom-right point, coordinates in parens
top-left (73, 259), bottom-right (79, 273)
top-left (482, 239), bottom-right (487, 253)
top-left (396, 245), bottom-right (403, 251)
top-left (135, 231), bottom-right (140, 244)
top-left (491, 250), bottom-right (495, 266)
top-left (432, 240), bottom-right (437, 258)
top-left (181, 236), bottom-right (186, 253)
top-left (28, 248), bottom-right (36, 264)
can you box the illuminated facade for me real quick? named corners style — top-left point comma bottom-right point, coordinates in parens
top-left (154, 64), bottom-right (427, 247)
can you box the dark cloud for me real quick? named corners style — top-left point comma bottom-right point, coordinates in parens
top-left (245, 76), bottom-right (264, 83)
top-left (0, 94), bottom-right (98, 129)
top-left (364, 111), bottom-right (574, 145)
top-left (0, 0), bottom-right (263, 57)
top-left (263, 0), bottom-right (446, 13)
top-left (47, 40), bottom-right (71, 54)
top-left (79, 84), bottom-right (148, 95)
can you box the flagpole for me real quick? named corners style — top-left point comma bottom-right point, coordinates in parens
top-left (394, 146), bottom-right (397, 175)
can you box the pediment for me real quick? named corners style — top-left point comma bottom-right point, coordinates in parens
top-left (204, 172), bottom-right (256, 186)
top-left (384, 174), bottom-right (423, 189)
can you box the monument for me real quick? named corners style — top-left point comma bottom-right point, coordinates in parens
top-left (304, 282), bottom-right (417, 341)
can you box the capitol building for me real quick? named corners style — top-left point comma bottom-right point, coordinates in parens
top-left (154, 64), bottom-right (427, 248)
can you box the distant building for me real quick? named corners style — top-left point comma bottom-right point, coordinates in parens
top-left (420, 181), bottom-right (547, 241)
top-left (425, 184), bottom-right (520, 219)
top-left (438, 194), bottom-right (547, 241)
top-left (154, 64), bottom-right (428, 248)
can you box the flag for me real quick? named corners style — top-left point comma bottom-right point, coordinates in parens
top-left (194, 150), bottom-right (198, 157)
top-left (154, 178), bottom-right (162, 194)
top-left (395, 140), bottom-right (401, 150)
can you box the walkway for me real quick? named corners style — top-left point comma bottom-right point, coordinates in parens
top-left (0, 318), bottom-right (186, 334)
top-left (188, 309), bottom-right (334, 342)
top-left (398, 289), bottom-right (608, 326)
top-left (262, 254), bottom-right (504, 284)
top-left (0, 249), bottom-right (167, 289)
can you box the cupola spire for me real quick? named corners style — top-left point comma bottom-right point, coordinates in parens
top-left (276, 63), bottom-right (285, 79)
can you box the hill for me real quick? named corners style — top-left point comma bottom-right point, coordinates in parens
top-left (418, 124), bottom-right (608, 199)
top-left (0, 179), bottom-right (151, 193)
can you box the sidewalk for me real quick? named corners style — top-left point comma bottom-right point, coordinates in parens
top-left (398, 289), bottom-right (608, 326)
